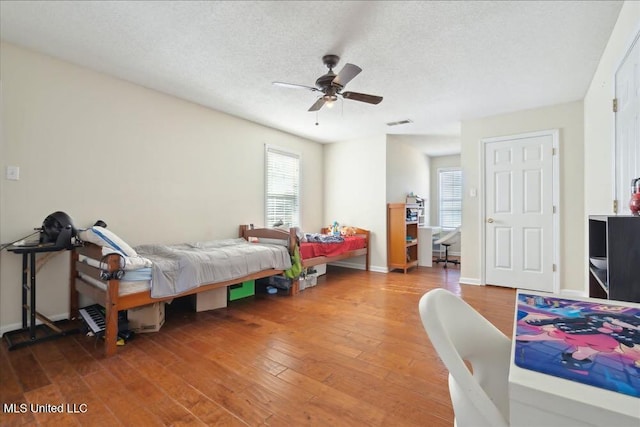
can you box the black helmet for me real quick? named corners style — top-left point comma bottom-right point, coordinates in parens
top-left (41, 211), bottom-right (76, 245)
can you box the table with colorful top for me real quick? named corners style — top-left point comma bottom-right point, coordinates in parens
top-left (509, 290), bottom-right (640, 426)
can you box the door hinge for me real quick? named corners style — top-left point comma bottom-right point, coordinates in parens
top-left (613, 199), bottom-right (618, 214)
top-left (552, 264), bottom-right (557, 272)
top-left (613, 98), bottom-right (618, 113)
top-left (552, 148), bottom-right (556, 155)
top-left (553, 205), bottom-right (556, 214)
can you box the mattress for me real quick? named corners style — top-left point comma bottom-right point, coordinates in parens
top-left (78, 272), bottom-right (151, 296)
top-left (78, 255), bottom-right (152, 296)
top-left (78, 255), bottom-right (152, 280)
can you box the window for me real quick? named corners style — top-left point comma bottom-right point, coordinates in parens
top-left (438, 168), bottom-right (462, 229)
top-left (265, 145), bottom-right (300, 228)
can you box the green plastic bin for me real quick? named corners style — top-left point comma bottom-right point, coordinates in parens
top-left (228, 280), bottom-right (255, 301)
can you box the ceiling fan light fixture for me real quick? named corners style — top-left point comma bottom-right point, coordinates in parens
top-left (323, 94), bottom-right (338, 108)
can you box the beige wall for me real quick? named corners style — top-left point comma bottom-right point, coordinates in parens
top-left (0, 43), bottom-right (324, 332)
top-left (584, 2), bottom-right (639, 289)
top-left (460, 102), bottom-right (584, 289)
top-left (386, 136), bottom-right (430, 204)
top-left (324, 134), bottom-right (387, 272)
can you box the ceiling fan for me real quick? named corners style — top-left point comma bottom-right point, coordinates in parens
top-left (273, 54), bottom-right (383, 112)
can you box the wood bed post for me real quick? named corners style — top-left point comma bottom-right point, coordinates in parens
top-left (288, 227), bottom-right (300, 296)
top-left (104, 254), bottom-right (121, 357)
top-left (290, 279), bottom-right (300, 295)
top-left (239, 224), bottom-right (248, 238)
top-left (288, 227), bottom-right (297, 252)
top-left (69, 249), bottom-right (79, 320)
top-left (365, 230), bottom-right (371, 271)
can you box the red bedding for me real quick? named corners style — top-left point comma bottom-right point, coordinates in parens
top-left (299, 236), bottom-right (366, 259)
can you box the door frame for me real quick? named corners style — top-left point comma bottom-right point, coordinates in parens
top-left (479, 129), bottom-right (560, 292)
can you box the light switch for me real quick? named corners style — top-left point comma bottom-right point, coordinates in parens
top-left (6, 166), bottom-right (20, 181)
top-left (469, 187), bottom-right (477, 198)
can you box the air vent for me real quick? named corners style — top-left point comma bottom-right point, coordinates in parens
top-left (386, 119), bottom-right (413, 127)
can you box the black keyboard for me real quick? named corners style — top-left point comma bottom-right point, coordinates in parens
top-left (79, 305), bottom-right (105, 334)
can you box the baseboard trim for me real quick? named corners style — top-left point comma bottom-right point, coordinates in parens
top-left (328, 261), bottom-right (387, 273)
top-left (459, 277), bottom-right (482, 286)
top-left (328, 261), bottom-right (365, 270)
top-left (1, 312), bottom-right (70, 336)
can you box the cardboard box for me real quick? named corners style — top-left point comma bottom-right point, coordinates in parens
top-left (127, 302), bottom-right (165, 333)
top-left (193, 287), bottom-right (227, 312)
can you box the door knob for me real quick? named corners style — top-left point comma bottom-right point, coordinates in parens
top-left (487, 218), bottom-right (494, 223)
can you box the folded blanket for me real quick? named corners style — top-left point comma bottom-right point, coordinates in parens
top-left (136, 238), bottom-right (291, 298)
top-left (304, 233), bottom-right (344, 243)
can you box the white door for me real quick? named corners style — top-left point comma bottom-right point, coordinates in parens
top-left (615, 33), bottom-right (640, 214)
top-left (484, 131), bottom-right (556, 292)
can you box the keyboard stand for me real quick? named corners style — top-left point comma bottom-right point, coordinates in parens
top-left (4, 245), bottom-right (81, 350)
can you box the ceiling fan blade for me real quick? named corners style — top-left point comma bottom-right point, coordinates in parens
top-left (342, 91), bottom-right (383, 104)
top-left (332, 63), bottom-right (361, 87)
top-left (308, 97), bottom-right (326, 112)
top-left (273, 81), bottom-right (319, 92)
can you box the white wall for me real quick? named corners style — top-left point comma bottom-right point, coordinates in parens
top-left (460, 101), bottom-right (585, 290)
top-left (584, 1), bottom-right (639, 290)
top-left (324, 134), bottom-right (387, 272)
top-left (0, 42), bottom-right (324, 331)
top-left (386, 136), bottom-right (430, 204)
top-left (385, 137), bottom-right (433, 266)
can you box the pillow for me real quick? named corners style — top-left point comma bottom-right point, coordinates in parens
top-left (78, 226), bottom-right (137, 257)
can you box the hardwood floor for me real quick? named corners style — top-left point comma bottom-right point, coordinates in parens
top-left (1, 266), bottom-right (516, 426)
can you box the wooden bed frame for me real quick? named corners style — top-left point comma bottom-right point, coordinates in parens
top-left (239, 225), bottom-right (371, 294)
top-left (305, 226), bottom-right (370, 270)
top-left (69, 227), bottom-right (292, 357)
top-left (69, 226), bottom-right (369, 357)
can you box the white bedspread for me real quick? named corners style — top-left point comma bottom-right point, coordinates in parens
top-left (135, 238), bottom-right (291, 298)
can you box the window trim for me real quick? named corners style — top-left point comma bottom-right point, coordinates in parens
top-left (264, 144), bottom-right (301, 229)
top-left (437, 167), bottom-right (462, 230)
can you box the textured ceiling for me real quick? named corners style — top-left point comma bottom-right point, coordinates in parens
top-left (0, 1), bottom-right (623, 156)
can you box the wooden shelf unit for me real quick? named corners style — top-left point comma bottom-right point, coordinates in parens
top-left (387, 203), bottom-right (419, 273)
top-left (588, 215), bottom-right (640, 303)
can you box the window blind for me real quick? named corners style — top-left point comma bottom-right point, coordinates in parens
top-left (265, 145), bottom-right (300, 228)
top-left (439, 168), bottom-right (462, 229)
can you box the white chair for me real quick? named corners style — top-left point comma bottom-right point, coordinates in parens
top-left (433, 227), bottom-right (460, 268)
top-left (418, 288), bottom-right (511, 427)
